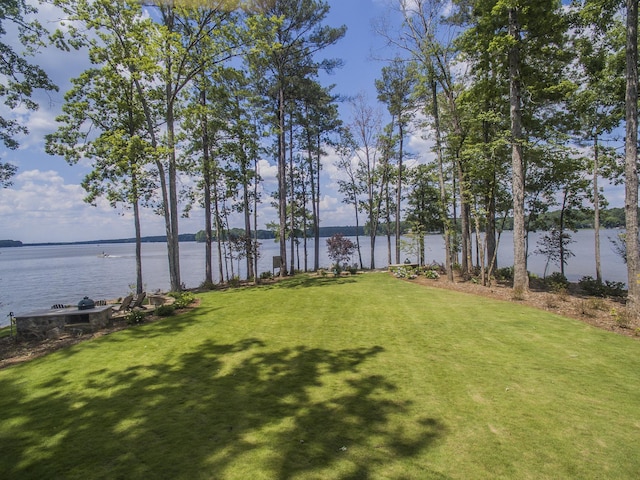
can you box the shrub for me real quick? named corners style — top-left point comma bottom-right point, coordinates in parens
top-left (545, 272), bottom-right (569, 291)
top-left (259, 271), bottom-right (273, 280)
top-left (579, 276), bottom-right (606, 297)
top-left (579, 276), bottom-right (627, 298)
top-left (126, 309), bottom-right (147, 325)
top-left (199, 280), bottom-right (216, 291)
top-left (326, 234), bottom-right (356, 270)
top-left (424, 269), bottom-right (440, 280)
top-left (495, 266), bottom-right (514, 281)
top-left (611, 308), bottom-right (631, 328)
top-left (392, 266), bottom-right (417, 279)
top-left (604, 280), bottom-right (626, 298)
top-left (155, 305), bottom-right (176, 317)
top-left (168, 291), bottom-right (196, 309)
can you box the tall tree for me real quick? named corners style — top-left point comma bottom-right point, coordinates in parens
top-left (46, 67), bottom-right (154, 295)
top-left (624, 0), bottom-right (639, 317)
top-left (0, 0), bottom-right (57, 184)
top-left (350, 93), bottom-right (385, 269)
top-left (334, 127), bottom-right (365, 269)
top-left (297, 79), bottom-right (341, 271)
top-left (455, 0), bottom-right (572, 293)
top-left (568, 1), bottom-right (625, 283)
top-left (248, 0), bottom-right (345, 276)
top-left (376, 0), bottom-right (460, 279)
top-left (376, 58), bottom-right (417, 264)
top-left (405, 164), bottom-right (442, 266)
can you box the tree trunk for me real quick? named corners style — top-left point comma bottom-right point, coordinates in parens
top-left (213, 168), bottom-right (224, 284)
top-left (457, 158), bottom-right (472, 276)
top-left (385, 176), bottom-right (392, 265)
top-left (559, 190), bottom-right (568, 277)
top-left (395, 123), bottom-right (404, 264)
top-left (313, 133), bottom-right (322, 271)
top-left (166, 93), bottom-right (182, 291)
top-left (133, 194), bottom-right (143, 295)
top-left (509, 7), bottom-right (529, 293)
top-left (278, 86), bottom-right (288, 276)
top-left (625, 0), bottom-right (639, 318)
top-left (593, 134), bottom-right (602, 283)
top-left (289, 115), bottom-right (295, 275)
top-left (431, 79), bottom-right (454, 281)
top-left (253, 154), bottom-right (260, 284)
top-left (201, 88), bottom-right (213, 286)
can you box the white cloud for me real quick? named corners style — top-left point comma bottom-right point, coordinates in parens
top-left (0, 169), bottom-right (172, 243)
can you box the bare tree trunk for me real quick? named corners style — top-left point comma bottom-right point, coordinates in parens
top-left (395, 123), bottom-right (404, 264)
top-left (166, 94), bottom-right (182, 291)
top-left (509, 7), bottom-right (529, 293)
top-left (625, 0), bottom-right (639, 318)
top-left (133, 195), bottom-right (143, 295)
top-left (457, 158), bottom-right (472, 276)
top-left (385, 178), bottom-right (392, 265)
top-left (278, 86), bottom-right (288, 276)
top-left (289, 116), bottom-right (295, 275)
top-left (253, 154), bottom-right (260, 284)
top-left (212, 170), bottom-right (224, 284)
top-left (431, 79), bottom-right (453, 281)
top-left (201, 88), bottom-right (213, 286)
top-left (593, 134), bottom-right (602, 283)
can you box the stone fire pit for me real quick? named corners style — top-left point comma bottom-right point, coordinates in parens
top-left (14, 304), bottom-right (113, 340)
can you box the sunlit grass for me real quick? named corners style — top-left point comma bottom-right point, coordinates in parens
top-left (1, 272), bottom-right (639, 479)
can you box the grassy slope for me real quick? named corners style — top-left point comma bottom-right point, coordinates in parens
top-left (1, 273), bottom-right (639, 479)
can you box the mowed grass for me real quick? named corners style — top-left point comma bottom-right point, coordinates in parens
top-left (1, 273), bottom-right (639, 479)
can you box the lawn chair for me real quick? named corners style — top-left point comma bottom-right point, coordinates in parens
top-left (131, 292), bottom-right (147, 309)
top-left (112, 294), bottom-right (134, 313)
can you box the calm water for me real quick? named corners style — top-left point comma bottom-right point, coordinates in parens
top-left (0, 229), bottom-right (627, 327)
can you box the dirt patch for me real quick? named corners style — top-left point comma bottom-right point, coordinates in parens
top-left (406, 273), bottom-right (638, 339)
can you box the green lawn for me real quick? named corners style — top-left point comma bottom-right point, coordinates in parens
top-left (1, 273), bottom-right (639, 479)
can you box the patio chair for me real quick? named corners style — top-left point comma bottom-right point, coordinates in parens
top-left (131, 292), bottom-right (147, 309)
top-left (112, 294), bottom-right (134, 313)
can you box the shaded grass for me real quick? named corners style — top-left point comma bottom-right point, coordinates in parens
top-left (1, 273), bottom-right (639, 479)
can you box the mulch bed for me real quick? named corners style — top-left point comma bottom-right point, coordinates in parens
top-left (407, 274), bottom-right (638, 339)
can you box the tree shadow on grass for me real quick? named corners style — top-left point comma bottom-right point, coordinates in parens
top-left (0, 339), bottom-right (445, 479)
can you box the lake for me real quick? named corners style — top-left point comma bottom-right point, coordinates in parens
top-left (0, 229), bottom-right (628, 328)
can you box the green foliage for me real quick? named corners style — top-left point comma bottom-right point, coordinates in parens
top-left (167, 291), bottom-right (196, 309)
top-left (199, 280), bottom-right (216, 291)
top-left (545, 272), bottom-right (569, 291)
top-left (126, 309), bottom-right (147, 325)
top-left (579, 276), bottom-right (627, 298)
top-left (259, 271), bottom-right (273, 280)
top-left (154, 304), bottom-right (175, 317)
top-left (391, 266), bottom-right (418, 279)
top-left (423, 269), bottom-right (440, 280)
top-left (495, 266), bottom-right (514, 281)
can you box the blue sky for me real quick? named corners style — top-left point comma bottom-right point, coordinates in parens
top-left (0, 0), bottom-right (626, 244)
top-left (0, 0), bottom-right (413, 244)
